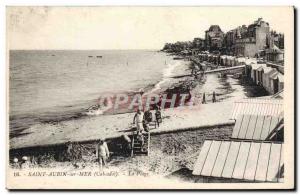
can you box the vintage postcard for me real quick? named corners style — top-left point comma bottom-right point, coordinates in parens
top-left (6, 6), bottom-right (294, 189)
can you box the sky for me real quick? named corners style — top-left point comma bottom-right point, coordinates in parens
top-left (7, 6), bottom-right (293, 50)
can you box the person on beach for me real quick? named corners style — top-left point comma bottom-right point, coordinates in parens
top-left (144, 109), bottom-right (152, 123)
top-left (212, 91), bottom-right (216, 103)
top-left (20, 156), bottom-right (30, 169)
top-left (96, 139), bottom-right (110, 168)
top-left (155, 107), bottom-right (162, 127)
top-left (143, 108), bottom-right (152, 131)
top-left (133, 109), bottom-right (144, 132)
top-left (202, 93), bottom-right (206, 104)
top-left (12, 158), bottom-right (21, 169)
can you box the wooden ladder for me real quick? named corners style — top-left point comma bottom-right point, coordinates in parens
top-left (131, 130), bottom-right (150, 157)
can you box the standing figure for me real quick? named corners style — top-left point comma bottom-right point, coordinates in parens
top-left (144, 109), bottom-right (152, 131)
top-left (144, 109), bottom-right (152, 122)
top-left (96, 139), bottom-right (110, 169)
top-left (212, 91), bottom-right (216, 103)
top-left (133, 109), bottom-right (144, 132)
top-left (155, 107), bottom-right (162, 127)
top-left (202, 92), bottom-right (206, 104)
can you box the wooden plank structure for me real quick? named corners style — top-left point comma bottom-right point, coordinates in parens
top-left (131, 131), bottom-right (150, 156)
top-left (192, 140), bottom-right (283, 182)
top-left (130, 120), bottom-right (157, 157)
top-left (266, 118), bottom-right (284, 142)
top-left (231, 98), bottom-right (283, 120)
top-left (231, 114), bottom-right (281, 140)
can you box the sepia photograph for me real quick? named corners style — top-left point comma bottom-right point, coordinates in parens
top-left (5, 6), bottom-right (295, 189)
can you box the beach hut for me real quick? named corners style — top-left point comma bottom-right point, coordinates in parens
top-left (253, 64), bottom-right (267, 85)
top-left (227, 56), bottom-right (235, 67)
top-left (278, 73), bottom-right (284, 91)
top-left (232, 57), bottom-right (237, 66)
top-left (231, 98), bottom-right (283, 120)
top-left (192, 140), bottom-right (284, 183)
top-left (269, 71), bottom-right (284, 94)
top-left (228, 56), bottom-right (236, 67)
top-left (212, 55), bottom-right (219, 65)
top-left (192, 95), bottom-right (284, 183)
top-left (250, 64), bottom-right (262, 84)
top-left (257, 66), bottom-right (264, 86)
top-left (231, 114), bottom-right (282, 141)
top-left (244, 62), bottom-right (255, 78)
top-left (236, 57), bottom-right (246, 66)
top-left (262, 67), bottom-right (277, 94)
top-left (224, 56), bottom-right (229, 66)
top-left (226, 56), bottom-right (231, 66)
top-left (231, 57), bottom-right (237, 66)
top-left (225, 56), bottom-right (231, 66)
top-left (220, 55), bottom-right (227, 66)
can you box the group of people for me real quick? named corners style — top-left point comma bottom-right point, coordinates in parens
top-left (97, 106), bottom-right (163, 167)
top-left (133, 106), bottom-right (162, 132)
top-left (12, 156), bottom-right (30, 169)
top-left (132, 107), bottom-right (162, 152)
top-left (11, 107), bottom-right (163, 170)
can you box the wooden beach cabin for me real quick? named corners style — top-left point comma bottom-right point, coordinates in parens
top-left (230, 98), bottom-right (283, 120)
top-left (262, 67), bottom-right (278, 94)
top-left (269, 71), bottom-right (284, 94)
top-left (191, 96), bottom-right (285, 183)
top-left (231, 115), bottom-right (282, 141)
top-left (192, 140), bottom-right (284, 183)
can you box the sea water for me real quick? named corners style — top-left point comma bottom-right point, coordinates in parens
top-left (9, 50), bottom-right (189, 134)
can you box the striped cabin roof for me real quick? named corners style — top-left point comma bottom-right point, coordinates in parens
top-left (231, 98), bottom-right (283, 120)
top-left (192, 140), bottom-right (283, 182)
top-left (231, 114), bottom-right (282, 141)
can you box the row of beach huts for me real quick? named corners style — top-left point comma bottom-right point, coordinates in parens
top-left (195, 52), bottom-right (284, 95)
top-left (192, 95), bottom-right (284, 183)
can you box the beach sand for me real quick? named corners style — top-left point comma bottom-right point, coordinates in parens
top-left (10, 73), bottom-right (254, 150)
top-left (9, 68), bottom-right (268, 181)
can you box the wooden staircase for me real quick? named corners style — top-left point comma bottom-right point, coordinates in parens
top-left (131, 131), bottom-right (150, 157)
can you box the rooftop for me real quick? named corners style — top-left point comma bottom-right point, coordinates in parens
top-left (231, 98), bottom-right (283, 119)
top-left (192, 140), bottom-right (283, 182)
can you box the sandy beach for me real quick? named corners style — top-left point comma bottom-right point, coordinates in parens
top-left (9, 58), bottom-right (268, 182)
top-left (10, 72), bottom-right (263, 150)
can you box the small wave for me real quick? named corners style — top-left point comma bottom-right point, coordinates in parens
top-left (145, 60), bottom-right (183, 95)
